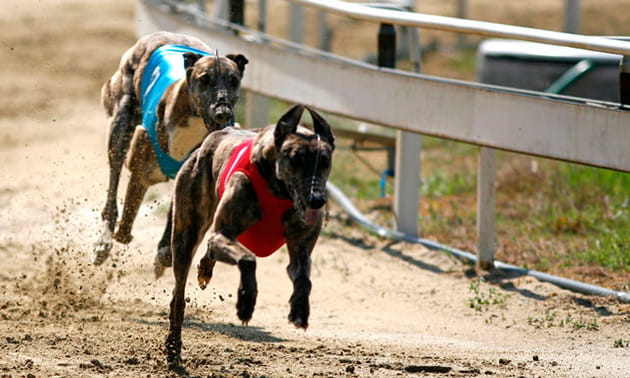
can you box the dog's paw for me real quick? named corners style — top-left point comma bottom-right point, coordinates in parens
top-left (236, 287), bottom-right (257, 324)
top-left (153, 246), bottom-right (172, 279)
top-left (288, 307), bottom-right (309, 330)
top-left (288, 281), bottom-right (311, 329)
top-left (92, 237), bottom-right (112, 266)
top-left (197, 274), bottom-right (210, 290)
top-left (196, 256), bottom-right (216, 290)
top-left (113, 230), bottom-right (133, 244)
top-left (153, 259), bottom-right (166, 279)
top-left (165, 335), bottom-right (184, 371)
top-left (236, 259), bottom-right (257, 323)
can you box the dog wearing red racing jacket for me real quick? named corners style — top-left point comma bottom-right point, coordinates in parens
top-left (154, 104), bottom-right (335, 368)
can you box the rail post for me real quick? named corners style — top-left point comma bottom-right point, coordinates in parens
top-left (457, 0), bottom-right (468, 48)
top-left (228, 0), bottom-right (244, 26)
top-left (378, 22), bottom-right (421, 237)
top-left (245, 0), bottom-right (271, 129)
top-left (476, 147), bottom-right (497, 270)
top-left (289, 3), bottom-right (305, 44)
top-left (317, 11), bottom-right (332, 51)
top-left (620, 55), bottom-right (630, 106)
top-left (563, 0), bottom-right (581, 34)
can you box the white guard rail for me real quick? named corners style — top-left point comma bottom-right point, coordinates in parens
top-left (137, 0), bottom-right (630, 269)
top-left (289, 0), bottom-right (630, 55)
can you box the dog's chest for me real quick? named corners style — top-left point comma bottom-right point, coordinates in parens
top-left (168, 117), bottom-right (207, 160)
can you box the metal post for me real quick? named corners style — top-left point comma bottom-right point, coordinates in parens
top-left (477, 146), bottom-right (496, 270)
top-left (245, 0), bottom-right (271, 129)
top-left (620, 55), bottom-right (630, 106)
top-left (408, 27), bottom-right (422, 73)
top-left (289, 3), bottom-right (305, 44)
top-left (563, 0), bottom-right (581, 34)
top-left (457, 0), bottom-right (468, 48)
top-left (378, 23), bottom-right (396, 68)
top-left (317, 11), bottom-right (332, 51)
top-left (213, 0), bottom-right (229, 20)
top-left (393, 132), bottom-right (421, 236)
top-left (229, 0), bottom-right (244, 25)
top-left (258, 0), bottom-right (267, 33)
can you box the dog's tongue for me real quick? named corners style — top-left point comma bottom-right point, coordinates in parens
top-left (304, 208), bottom-right (321, 225)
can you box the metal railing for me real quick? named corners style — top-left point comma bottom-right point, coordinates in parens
top-left (138, 0), bottom-right (630, 273)
top-left (283, 0), bottom-right (630, 269)
top-left (287, 0), bottom-right (630, 55)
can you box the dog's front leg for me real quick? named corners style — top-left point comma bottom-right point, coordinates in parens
top-left (206, 233), bottom-right (258, 325)
top-left (93, 93), bottom-right (137, 265)
top-left (114, 127), bottom-right (164, 244)
top-left (200, 173), bottom-right (260, 324)
top-left (285, 217), bottom-right (322, 329)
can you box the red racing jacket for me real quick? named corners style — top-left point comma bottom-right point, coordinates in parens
top-left (218, 138), bottom-right (294, 257)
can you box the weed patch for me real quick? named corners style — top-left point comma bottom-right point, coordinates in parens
top-left (527, 310), bottom-right (599, 331)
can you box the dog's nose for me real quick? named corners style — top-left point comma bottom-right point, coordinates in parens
top-left (308, 193), bottom-right (327, 210)
top-left (214, 110), bottom-right (233, 125)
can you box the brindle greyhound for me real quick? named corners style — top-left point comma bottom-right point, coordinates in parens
top-left (93, 31), bottom-right (248, 265)
top-left (157, 104), bottom-right (335, 368)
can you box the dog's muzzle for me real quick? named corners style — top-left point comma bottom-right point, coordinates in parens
top-left (302, 184), bottom-right (326, 225)
top-left (213, 105), bottom-right (234, 125)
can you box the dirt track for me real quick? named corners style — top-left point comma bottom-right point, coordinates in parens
top-left (1, 1), bottom-right (629, 377)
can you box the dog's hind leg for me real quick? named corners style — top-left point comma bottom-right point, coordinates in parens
top-left (166, 172), bottom-right (212, 368)
top-left (93, 93), bottom-right (137, 265)
top-left (285, 220), bottom-right (322, 329)
top-left (166, 225), bottom-right (197, 368)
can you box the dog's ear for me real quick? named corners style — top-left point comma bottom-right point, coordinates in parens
top-left (306, 106), bottom-right (335, 148)
top-left (183, 52), bottom-right (204, 82)
top-left (274, 104), bottom-right (305, 151)
top-left (226, 54), bottom-right (248, 75)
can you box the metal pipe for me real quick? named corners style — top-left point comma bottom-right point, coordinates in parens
top-left (286, 0), bottom-right (630, 56)
top-left (326, 182), bottom-right (630, 303)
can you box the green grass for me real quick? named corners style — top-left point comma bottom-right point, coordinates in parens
top-left (527, 311), bottom-right (600, 331)
top-left (540, 163), bottom-right (630, 271)
top-left (467, 278), bottom-right (508, 312)
top-left (422, 170), bottom-right (475, 198)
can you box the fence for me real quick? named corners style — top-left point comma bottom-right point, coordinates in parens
top-left (136, 0), bottom-right (630, 270)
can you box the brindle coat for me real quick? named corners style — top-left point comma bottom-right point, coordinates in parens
top-left (158, 104), bottom-right (335, 368)
top-left (93, 31), bottom-right (248, 265)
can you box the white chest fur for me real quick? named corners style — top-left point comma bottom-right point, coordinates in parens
top-left (168, 116), bottom-right (208, 160)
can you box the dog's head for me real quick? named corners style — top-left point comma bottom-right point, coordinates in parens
top-left (184, 52), bottom-right (248, 131)
top-left (274, 104), bottom-right (336, 225)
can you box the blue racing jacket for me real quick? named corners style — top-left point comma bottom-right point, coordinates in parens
top-left (139, 44), bottom-right (211, 179)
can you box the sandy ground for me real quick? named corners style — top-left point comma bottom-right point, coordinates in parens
top-left (1, 1), bottom-right (629, 377)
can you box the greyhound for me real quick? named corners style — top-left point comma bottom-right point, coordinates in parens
top-left (157, 104), bottom-right (335, 368)
top-left (93, 31), bottom-right (248, 265)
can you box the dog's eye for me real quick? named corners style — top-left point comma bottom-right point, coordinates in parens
top-left (199, 74), bottom-right (214, 87)
top-left (319, 156), bottom-right (331, 170)
top-left (228, 75), bottom-right (240, 88)
top-left (289, 153), bottom-right (304, 167)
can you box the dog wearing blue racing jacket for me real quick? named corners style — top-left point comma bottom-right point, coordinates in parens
top-left (93, 31), bottom-right (248, 265)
